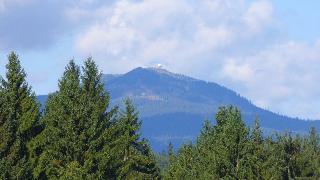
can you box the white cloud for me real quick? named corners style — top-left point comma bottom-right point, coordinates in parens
top-left (244, 0), bottom-right (274, 32)
top-left (221, 41), bottom-right (320, 119)
top-left (70, 0), bottom-right (320, 119)
top-left (74, 0), bottom-right (273, 72)
top-left (222, 60), bottom-right (254, 82)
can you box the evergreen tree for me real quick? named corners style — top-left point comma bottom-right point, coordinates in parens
top-left (308, 127), bottom-right (320, 177)
top-left (163, 107), bottom-right (320, 179)
top-left (0, 52), bottom-right (40, 179)
top-left (158, 142), bottom-right (174, 178)
top-left (275, 133), bottom-right (302, 179)
top-left (114, 99), bottom-right (160, 179)
top-left (78, 58), bottom-right (119, 178)
top-left (213, 106), bottom-right (250, 179)
top-left (299, 127), bottom-right (320, 178)
top-left (194, 119), bottom-right (217, 179)
top-left (168, 142), bottom-right (174, 164)
top-left (29, 59), bottom-right (117, 179)
top-left (246, 118), bottom-right (265, 179)
top-left (164, 144), bottom-right (198, 179)
top-left (165, 106), bottom-right (254, 179)
top-left (29, 60), bottom-right (83, 179)
top-left (260, 136), bottom-right (283, 179)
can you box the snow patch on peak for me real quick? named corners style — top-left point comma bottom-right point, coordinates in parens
top-left (146, 67), bottom-right (197, 82)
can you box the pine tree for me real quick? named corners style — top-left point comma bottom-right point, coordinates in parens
top-left (309, 127), bottom-right (320, 177)
top-left (213, 106), bottom-right (250, 179)
top-left (195, 119), bottom-right (217, 179)
top-left (279, 133), bottom-right (302, 179)
top-left (166, 144), bottom-right (198, 179)
top-left (0, 52), bottom-right (40, 179)
top-left (79, 58), bottom-right (118, 178)
top-left (162, 142), bottom-right (178, 179)
top-left (114, 99), bottom-right (160, 179)
top-left (251, 118), bottom-right (263, 145)
top-left (164, 106), bottom-right (320, 179)
top-left (258, 134), bottom-right (291, 179)
top-left (29, 59), bottom-right (118, 179)
top-left (246, 118), bottom-right (265, 179)
top-left (168, 142), bottom-right (174, 164)
top-left (299, 127), bottom-right (320, 178)
top-left (164, 106), bottom-right (252, 179)
top-left (28, 60), bottom-right (82, 179)
top-left (263, 133), bottom-right (306, 179)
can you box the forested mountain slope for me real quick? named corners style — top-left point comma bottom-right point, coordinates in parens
top-left (38, 67), bottom-right (320, 151)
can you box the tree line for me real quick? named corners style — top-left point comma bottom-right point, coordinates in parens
top-left (162, 106), bottom-right (320, 179)
top-left (0, 52), bottom-right (159, 179)
top-left (0, 52), bottom-right (319, 179)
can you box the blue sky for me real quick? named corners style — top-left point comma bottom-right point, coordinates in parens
top-left (271, 0), bottom-right (320, 42)
top-left (0, 0), bottom-right (320, 119)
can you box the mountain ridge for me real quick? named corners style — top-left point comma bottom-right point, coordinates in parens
top-left (37, 67), bottom-right (320, 151)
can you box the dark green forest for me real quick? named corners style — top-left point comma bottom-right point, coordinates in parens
top-left (1, 52), bottom-right (320, 179)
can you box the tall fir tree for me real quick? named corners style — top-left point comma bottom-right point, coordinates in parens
top-left (29, 59), bottom-right (119, 179)
top-left (194, 119), bottom-right (217, 179)
top-left (167, 142), bottom-right (175, 164)
top-left (79, 58), bottom-right (118, 178)
top-left (164, 143), bottom-right (198, 179)
top-left (164, 106), bottom-right (253, 179)
top-left (28, 60), bottom-right (83, 179)
top-left (246, 118), bottom-right (265, 179)
top-left (213, 106), bottom-right (250, 179)
top-left (307, 127), bottom-right (320, 177)
top-left (113, 99), bottom-right (160, 179)
top-left (297, 127), bottom-right (320, 178)
top-left (0, 52), bottom-right (40, 179)
top-left (273, 133), bottom-right (303, 179)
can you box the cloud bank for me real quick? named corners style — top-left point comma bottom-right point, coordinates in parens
top-left (74, 0), bottom-right (276, 72)
top-left (71, 0), bottom-right (320, 119)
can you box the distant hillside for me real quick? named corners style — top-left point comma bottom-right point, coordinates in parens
top-left (38, 67), bottom-right (320, 151)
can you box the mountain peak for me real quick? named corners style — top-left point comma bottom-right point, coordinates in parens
top-left (129, 66), bottom-right (197, 82)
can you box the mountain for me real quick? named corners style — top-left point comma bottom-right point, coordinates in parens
top-left (37, 67), bottom-right (320, 151)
